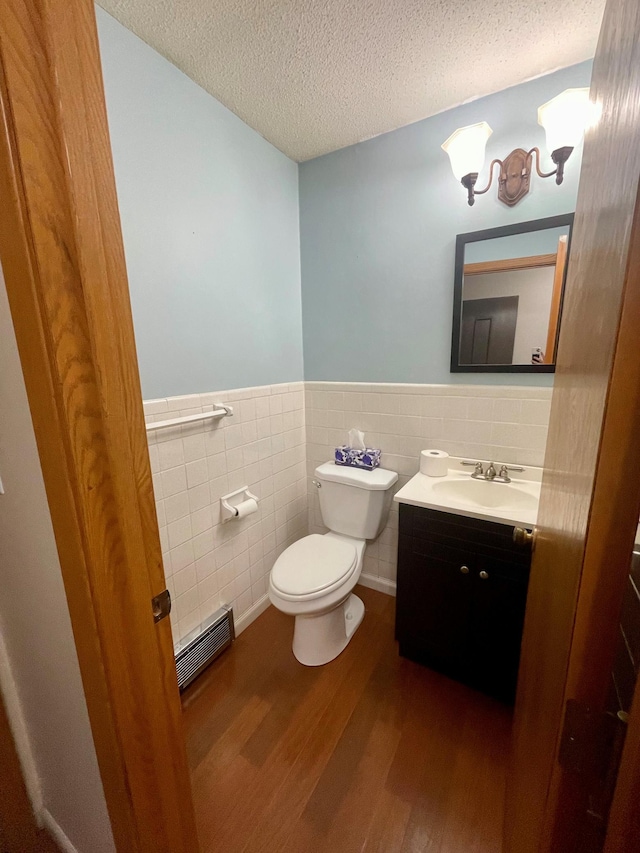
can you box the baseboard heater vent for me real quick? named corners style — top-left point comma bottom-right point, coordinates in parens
top-left (175, 605), bottom-right (234, 691)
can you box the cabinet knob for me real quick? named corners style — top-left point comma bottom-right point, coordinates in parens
top-left (460, 565), bottom-right (469, 574)
top-left (479, 570), bottom-right (489, 579)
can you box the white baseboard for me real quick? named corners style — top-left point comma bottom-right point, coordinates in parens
top-left (357, 573), bottom-right (396, 597)
top-left (0, 631), bottom-right (43, 818)
top-left (41, 809), bottom-right (78, 853)
top-left (234, 593), bottom-right (270, 636)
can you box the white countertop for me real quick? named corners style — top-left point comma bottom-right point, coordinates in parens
top-left (393, 457), bottom-right (541, 528)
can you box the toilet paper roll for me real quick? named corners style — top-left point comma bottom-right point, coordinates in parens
top-left (420, 449), bottom-right (449, 477)
top-left (233, 498), bottom-right (259, 519)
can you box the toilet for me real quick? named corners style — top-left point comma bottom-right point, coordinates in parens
top-left (268, 461), bottom-right (398, 666)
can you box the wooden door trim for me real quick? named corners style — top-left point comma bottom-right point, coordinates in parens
top-left (0, 2), bottom-right (198, 850)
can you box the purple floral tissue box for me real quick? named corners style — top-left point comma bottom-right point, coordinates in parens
top-left (334, 446), bottom-right (382, 471)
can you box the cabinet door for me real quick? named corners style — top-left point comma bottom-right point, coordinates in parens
top-left (468, 556), bottom-right (529, 702)
top-left (397, 545), bottom-right (475, 678)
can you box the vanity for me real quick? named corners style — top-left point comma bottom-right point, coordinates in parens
top-left (394, 459), bottom-right (540, 703)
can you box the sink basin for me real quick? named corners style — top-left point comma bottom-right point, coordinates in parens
top-left (431, 478), bottom-right (538, 512)
top-left (393, 456), bottom-right (542, 526)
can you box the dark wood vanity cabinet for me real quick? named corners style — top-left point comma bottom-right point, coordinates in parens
top-left (396, 503), bottom-right (532, 703)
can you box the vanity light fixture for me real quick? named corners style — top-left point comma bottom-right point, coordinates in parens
top-left (441, 88), bottom-right (591, 207)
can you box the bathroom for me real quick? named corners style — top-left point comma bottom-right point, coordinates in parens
top-left (91, 2), bottom-right (604, 847)
top-left (99, 2), bottom-right (578, 643)
top-left (1, 1), bottom-right (640, 852)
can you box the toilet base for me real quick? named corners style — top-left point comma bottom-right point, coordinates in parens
top-left (292, 593), bottom-right (365, 666)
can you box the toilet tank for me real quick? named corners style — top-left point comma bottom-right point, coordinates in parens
top-left (314, 462), bottom-right (399, 540)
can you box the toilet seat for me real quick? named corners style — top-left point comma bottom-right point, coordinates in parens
top-left (271, 534), bottom-right (358, 601)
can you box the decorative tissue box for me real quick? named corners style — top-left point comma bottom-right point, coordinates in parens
top-left (335, 446), bottom-right (382, 471)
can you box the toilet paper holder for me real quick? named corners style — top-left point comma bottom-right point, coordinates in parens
top-left (221, 486), bottom-right (259, 523)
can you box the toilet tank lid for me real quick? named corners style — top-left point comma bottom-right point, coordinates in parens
top-left (315, 462), bottom-right (398, 491)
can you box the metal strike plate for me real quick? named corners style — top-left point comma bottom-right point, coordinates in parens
top-left (152, 589), bottom-right (172, 623)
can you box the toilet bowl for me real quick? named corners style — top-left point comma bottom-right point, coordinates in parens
top-left (269, 532), bottom-right (366, 665)
top-left (268, 462), bottom-right (398, 666)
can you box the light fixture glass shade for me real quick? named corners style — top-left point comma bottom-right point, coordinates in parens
top-left (537, 88), bottom-right (591, 153)
top-left (441, 122), bottom-right (493, 181)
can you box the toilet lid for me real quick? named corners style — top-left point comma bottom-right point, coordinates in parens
top-left (271, 534), bottom-right (357, 597)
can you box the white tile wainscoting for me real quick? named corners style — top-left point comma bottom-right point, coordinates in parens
top-left (145, 380), bottom-right (552, 644)
top-left (144, 382), bottom-right (306, 644)
top-left (305, 382), bottom-right (552, 595)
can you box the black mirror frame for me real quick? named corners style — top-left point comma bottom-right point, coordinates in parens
top-left (450, 212), bottom-right (575, 373)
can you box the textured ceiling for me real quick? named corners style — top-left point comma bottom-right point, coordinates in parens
top-left (98, 0), bottom-right (605, 162)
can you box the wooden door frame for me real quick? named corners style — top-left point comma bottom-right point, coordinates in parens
top-left (0, 2), bottom-right (198, 850)
top-left (3, 1), bottom-right (640, 853)
top-left (462, 252), bottom-right (558, 276)
top-left (606, 658), bottom-right (640, 850)
top-left (543, 236), bottom-right (567, 363)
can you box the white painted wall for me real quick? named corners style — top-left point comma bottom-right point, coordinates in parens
top-left (0, 267), bottom-right (115, 852)
top-left (463, 266), bottom-right (555, 364)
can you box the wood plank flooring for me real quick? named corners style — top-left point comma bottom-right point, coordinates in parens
top-left (181, 586), bottom-right (512, 853)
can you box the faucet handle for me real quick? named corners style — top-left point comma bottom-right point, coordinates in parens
top-left (461, 460), bottom-right (484, 474)
top-left (499, 465), bottom-right (509, 478)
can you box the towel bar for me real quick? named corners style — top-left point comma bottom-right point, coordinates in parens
top-left (145, 404), bottom-right (233, 432)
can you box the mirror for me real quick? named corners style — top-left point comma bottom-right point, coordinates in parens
top-left (451, 213), bottom-right (574, 373)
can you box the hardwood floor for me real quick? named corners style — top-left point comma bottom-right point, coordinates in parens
top-left (181, 586), bottom-right (512, 853)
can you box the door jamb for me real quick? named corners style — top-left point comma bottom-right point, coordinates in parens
top-left (0, 2), bottom-right (199, 850)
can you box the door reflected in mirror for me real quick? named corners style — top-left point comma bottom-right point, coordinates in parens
top-left (451, 214), bottom-right (574, 373)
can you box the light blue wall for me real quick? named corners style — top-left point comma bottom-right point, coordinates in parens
top-left (299, 61), bottom-right (592, 386)
top-left (98, 10), bottom-right (591, 395)
top-left (96, 9), bottom-right (303, 399)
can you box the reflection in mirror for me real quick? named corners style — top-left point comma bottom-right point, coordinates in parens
top-left (451, 214), bottom-right (574, 373)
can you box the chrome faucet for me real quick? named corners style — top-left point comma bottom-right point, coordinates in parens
top-left (461, 460), bottom-right (525, 483)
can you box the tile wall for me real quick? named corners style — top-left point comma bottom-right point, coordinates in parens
top-left (145, 379), bottom-right (553, 642)
top-left (144, 382), bottom-right (306, 644)
top-left (305, 382), bottom-right (552, 594)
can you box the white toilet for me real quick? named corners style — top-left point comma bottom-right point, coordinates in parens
top-left (268, 461), bottom-right (398, 666)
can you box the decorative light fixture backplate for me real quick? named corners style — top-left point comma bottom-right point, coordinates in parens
top-left (498, 148), bottom-right (533, 206)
